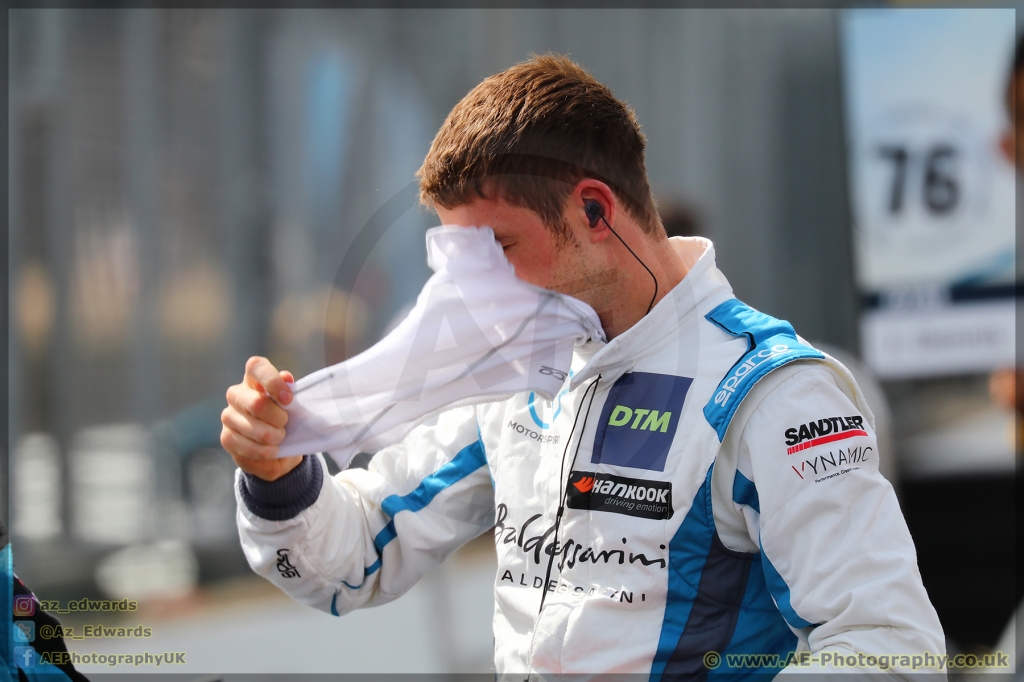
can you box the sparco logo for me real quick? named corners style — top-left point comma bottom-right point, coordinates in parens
top-left (538, 365), bottom-right (567, 381)
top-left (714, 345), bottom-right (790, 407)
top-left (566, 471), bottom-right (672, 520)
top-left (785, 415), bottom-right (866, 455)
top-left (507, 420), bottom-right (560, 444)
top-left (275, 549), bottom-right (300, 578)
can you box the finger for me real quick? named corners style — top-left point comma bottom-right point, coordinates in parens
top-left (221, 406), bottom-right (286, 447)
top-left (242, 356), bottom-right (268, 390)
top-left (227, 383), bottom-right (290, 430)
top-left (281, 370), bottom-right (295, 384)
top-left (245, 357), bottom-right (292, 405)
top-left (220, 425), bottom-right (279, 461)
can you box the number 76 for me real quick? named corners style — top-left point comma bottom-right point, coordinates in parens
top-left (877, 144), bottom-right (959, 216)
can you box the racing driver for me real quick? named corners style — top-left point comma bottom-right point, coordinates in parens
top-left (221, 54), bottom-right (945, 678)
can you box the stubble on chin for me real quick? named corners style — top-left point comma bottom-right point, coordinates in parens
top-left (547, 241), bottom-right (621, 308)
top-left (552, 267), bottom-right (621, 302)
top-left (550, 266), bottom-right (623, 336)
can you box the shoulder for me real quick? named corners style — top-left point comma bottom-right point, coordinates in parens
top-left (713, 355), bottom-right (873, 492)
top-left (729, 359), bottom-right (870, 458)
top-left (746, 362), bottom-right (852, 418)
top-left (701, 298), bottom-right (829, 441)
top-left (711, 361), bottom-right (859, 530)
top-left (748, 360), bottom-right (867, 427)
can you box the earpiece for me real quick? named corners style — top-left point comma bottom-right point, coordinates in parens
top-left (582, 197), bottom-right (660, 315)
top-left (584, 200), bottom-right (603, 228)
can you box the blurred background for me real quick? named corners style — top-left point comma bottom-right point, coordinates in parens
top-left (5, 7), bottom-right (1020, 676)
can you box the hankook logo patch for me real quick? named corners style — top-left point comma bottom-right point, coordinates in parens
top-left (566, 471), bottom-right (673, 520)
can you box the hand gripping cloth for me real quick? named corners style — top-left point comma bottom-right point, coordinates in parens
top-left (276, 225), bottom-right (606, 468)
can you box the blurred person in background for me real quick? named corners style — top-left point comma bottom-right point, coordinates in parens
top-left (221, 54), bottom-right (944, 677)
top-left (992, 31), bottom-right (1024, 424)
top-left (988, 30), bottom-right (1024, 678)
top-left (658, 200), bottom-right (708, 241)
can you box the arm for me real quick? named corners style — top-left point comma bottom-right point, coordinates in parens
top-left (235, 405), bottom-right (494, 616)
top-left (734, 364), bottom-right (945, 678)
top-left (222, 356), bottom-right (494, 615)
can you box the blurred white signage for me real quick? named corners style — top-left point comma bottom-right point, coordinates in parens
top-left (841, 9), bottom-right (1017, 378)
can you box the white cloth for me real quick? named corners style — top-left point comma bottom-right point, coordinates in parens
top-left (276, 225), bottom-right (605, 468)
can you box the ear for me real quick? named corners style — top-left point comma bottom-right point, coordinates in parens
top-left (571, 179), bottom-right (617, 244)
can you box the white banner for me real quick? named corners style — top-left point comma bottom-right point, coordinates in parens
top-left (841, 8), bottom-right (1017, 378)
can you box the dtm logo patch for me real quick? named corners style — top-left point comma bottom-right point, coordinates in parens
top-left (591, 372), bottom-right (692, 472)
top-left (567, 471), bottom-right (673, 520)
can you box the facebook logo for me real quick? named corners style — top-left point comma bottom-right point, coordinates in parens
top-left (14, 646), bottom-right (36, 668)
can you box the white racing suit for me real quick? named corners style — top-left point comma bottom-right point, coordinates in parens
top-left (236, 238), bottom-right (945, 679)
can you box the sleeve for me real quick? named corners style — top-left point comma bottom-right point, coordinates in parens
top-left (734, 364), bottom-right (946, 678)
top-left (234, 404), bottom-right (495, 617)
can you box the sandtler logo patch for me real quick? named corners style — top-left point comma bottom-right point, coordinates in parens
top-left (566, 471), bottom-right (673, 520)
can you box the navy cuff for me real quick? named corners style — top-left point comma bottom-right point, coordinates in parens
top-left (239, 455), bottom-right (323, 521)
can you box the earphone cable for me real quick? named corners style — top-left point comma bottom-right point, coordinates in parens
top-left (537, 373), bottom-right (602, 614)
top-left (599, 215), bottom-right (659, 315)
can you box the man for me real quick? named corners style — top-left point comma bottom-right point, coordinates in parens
top-left (222, 55), bottom-right (944, 677)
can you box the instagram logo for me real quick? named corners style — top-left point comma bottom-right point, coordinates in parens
top-left (13, 595), bottom-right (35, 617)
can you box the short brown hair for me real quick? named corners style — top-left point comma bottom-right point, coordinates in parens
top-left (417, 54), bottom-right (660, 236)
